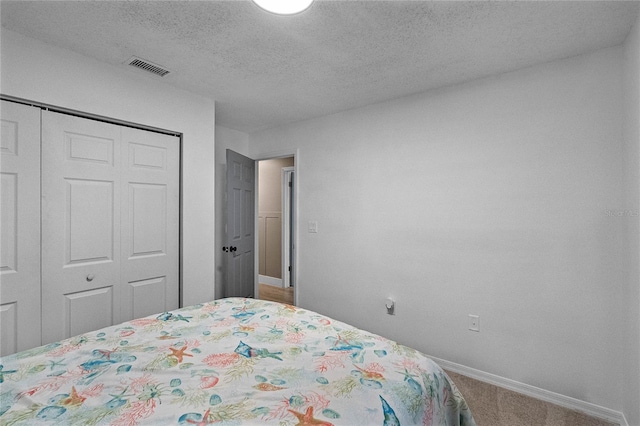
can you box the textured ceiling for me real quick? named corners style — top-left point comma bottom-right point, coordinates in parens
top-left (1, 1), bottom-right (638, 133)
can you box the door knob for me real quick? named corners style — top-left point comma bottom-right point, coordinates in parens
top-left (86, 274), bottom-right (95, 282)
top-left (230, 246), bottom-right (237, 252)
top-left (222, 246), bottom-right (229, 252)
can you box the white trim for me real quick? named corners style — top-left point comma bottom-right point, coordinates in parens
top-left (253, 159), bottom-right (260, 300)
top-left (282, 167), bottom-right (294, 288)
top-left (259, 274), bottom-right (283, 287)
top-left (430, 356), bottom-right (627, 426)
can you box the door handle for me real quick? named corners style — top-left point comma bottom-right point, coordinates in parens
top-left (222, 246), bottom-right (229, 252)
top-left (230, 246), bottom-right (237, 252)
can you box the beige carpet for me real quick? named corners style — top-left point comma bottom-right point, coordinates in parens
top-left (445, 370), bottom-right (616, 426)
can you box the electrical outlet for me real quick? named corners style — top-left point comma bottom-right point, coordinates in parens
top-left (468, 314), bottom-right (480, 332)
top-left (385, 298), bottom-right (395, 315)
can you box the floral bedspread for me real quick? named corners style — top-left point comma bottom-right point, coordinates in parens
top-left (0, 298), bottom-right (475, 425)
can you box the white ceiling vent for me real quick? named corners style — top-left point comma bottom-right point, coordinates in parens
top-left (126, 56), bottom-right (170, 77)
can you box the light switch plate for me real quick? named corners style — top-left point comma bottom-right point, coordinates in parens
top-left (308, 221), bottom-right (318, 233)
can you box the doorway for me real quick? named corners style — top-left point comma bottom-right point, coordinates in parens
top-left (256, 157), bottom-right (295, 305)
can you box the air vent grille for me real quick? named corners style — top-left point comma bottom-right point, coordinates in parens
top-left (126, 57), bottom-right (170, 77)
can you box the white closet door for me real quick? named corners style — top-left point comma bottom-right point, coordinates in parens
top-left (120, 126), bottom-right (179, 321)
top-left (0, 101), bottom-right (41, 355)
top-left (41, 111), bottom-right (180, 344)
top-left (42, 111), bottom-right (123, 344)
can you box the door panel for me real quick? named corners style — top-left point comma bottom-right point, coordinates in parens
top-left (265, 215), bottom-right (282, 277)
top-left (121, 126), bottom-right (179, 322)
top-left (0, 101), bottom-right (41, 355)
top-left (65, 178), bottom-right (115, 264)
top-left (1, 173), bottom-right (17, 272)
top-left (127, 277), bottom-right (168, 319)
top-left (66, 132), bottom-right (114, 165)
top-left (65, 287), bottom-right (113, 337)
top-left (225, 150), bottom-right (255, 298)
top-left (129, 183), bottom-right (167, 257)
top-left (129, 142), bottom-right (166, 170)
top-left (42, 111), bottom-right (122, 344)
top-left (0, 303), bottom-right (17, 355)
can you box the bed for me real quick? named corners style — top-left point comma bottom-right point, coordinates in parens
top-left (0, 298), bottom-right (475, 425)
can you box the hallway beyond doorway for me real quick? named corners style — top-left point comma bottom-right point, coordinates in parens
top-left (258, 283), bottom-right (294, 305)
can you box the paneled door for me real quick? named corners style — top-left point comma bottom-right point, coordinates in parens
top-left (225, 149), bottom-right (255, 298)
top-left (120, 126), bottom-right (179, 322)
top-left (0, 101), bottom-right (41, 355)
top-left (42, 112), bottom-right (123, 344)
top-left (41, 111), bottom-right (179, 344)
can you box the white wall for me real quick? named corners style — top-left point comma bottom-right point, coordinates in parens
top-left (214, 125), bottom-right (249, 299)
top-left (623, 10), bottom-right (640, 426)
top-left (1, 29), bottom-right (216, 306)
top-left (248, 47), bottom-right (628, 413)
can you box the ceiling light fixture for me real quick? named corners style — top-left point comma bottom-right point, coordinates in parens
top-left (252, 0), bottom-right (314, 15)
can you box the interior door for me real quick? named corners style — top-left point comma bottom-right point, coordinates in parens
top-left (41, 111), bottom-right (180, 344)
top-left (225, 149), bottom-right (255, 297)
top-left (120, 126), bottom-right (180, 321)
top-left (0, 101), bottom-right (41, 355)
top-left (42, 112), bottom-right (123, 344)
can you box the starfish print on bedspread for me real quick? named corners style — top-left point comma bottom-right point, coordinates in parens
top-left (169, 346), bottom-right (193, 363)
top-left (287, 406), bottom-right (334, 426)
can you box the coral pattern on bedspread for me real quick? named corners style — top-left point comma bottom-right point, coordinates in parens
top-left (0, 298), bottom-right (475, 425)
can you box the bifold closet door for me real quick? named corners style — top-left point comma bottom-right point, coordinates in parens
top-left (0, 101), bottom-right (41, 355)
top-left (41, 111), bottom-right (179, 344)
top-left (120, 126), bottom-right (179, 322)
top-left (42, 112), bottom-right (122, 344)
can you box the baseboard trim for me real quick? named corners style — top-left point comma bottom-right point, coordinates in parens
top-left (430, 356), bottom-right (627, 426)
top-left (259, 275), bottom-right (283, 288)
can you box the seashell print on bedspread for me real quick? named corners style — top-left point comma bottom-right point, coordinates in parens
top-left (0, 297), bottom-right (475, 425)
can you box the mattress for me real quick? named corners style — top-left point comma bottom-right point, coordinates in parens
top-left (0, 297), bottom-right (475, 425)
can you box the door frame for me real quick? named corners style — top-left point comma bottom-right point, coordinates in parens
top-left (254, 150), bottom-right (299, 305)
top-left (281, 166), bottom-right (295, 289)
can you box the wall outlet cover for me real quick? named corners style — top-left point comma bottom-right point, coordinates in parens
top-left (468, 314), bottom-right (480, 332)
